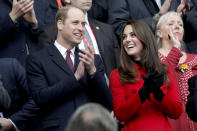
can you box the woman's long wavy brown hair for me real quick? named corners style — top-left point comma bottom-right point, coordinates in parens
top-left (118, 20), bottom-right (168, 84)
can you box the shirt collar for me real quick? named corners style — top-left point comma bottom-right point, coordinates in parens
top-left (54, 41), bottom-right (75, 57)
top-left (85, 13), bottom-right (89, 26)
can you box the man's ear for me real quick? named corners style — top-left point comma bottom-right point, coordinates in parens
top-left (57, 20), bottom-right (64, 31)
top-left (65, 0), bottom-right (71, 3)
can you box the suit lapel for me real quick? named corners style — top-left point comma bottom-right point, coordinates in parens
top-left (74, 47), bottom-right (80, 72)
top-left (143, 0), bottom-right (159, 16)
top-left (8, 0), bottom-right (12, 4)
top-left (47, 44), bottom-right (73, 75)
top-left (88, 18), bottom-right (104, 54)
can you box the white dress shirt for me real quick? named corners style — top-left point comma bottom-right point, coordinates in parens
top-left (54, 41), bottom-right (75, 65)
top-left (155, 0), bottom-right (162, 9)
top-left (79, 13), bottom-right (100, 55)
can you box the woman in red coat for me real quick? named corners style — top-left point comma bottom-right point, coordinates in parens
top-left (109, 20), bottom-right (182, 131)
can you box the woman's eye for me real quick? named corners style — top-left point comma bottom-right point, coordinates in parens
top-left (179, 24), bottom-right (183, 27)
top-left (122, 35), bottom-right (126, 39)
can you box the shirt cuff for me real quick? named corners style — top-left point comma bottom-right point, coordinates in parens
top-left (8, 119), bottom-right (20, 131)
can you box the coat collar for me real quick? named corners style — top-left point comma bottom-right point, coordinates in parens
top-left (88, 18), bottom-right (104, 54)
top-left (8, 0), bottom-right (12, 4)
top-left (143, 0), bottom-right (160, 16)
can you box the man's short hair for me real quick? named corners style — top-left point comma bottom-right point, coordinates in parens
top-left (55, 4), bottom-right (83, 24)
top-left (65, 103), bottom-right (117, 131)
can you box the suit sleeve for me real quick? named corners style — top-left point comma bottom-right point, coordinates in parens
top-left (26, 54), bottom-right (84, 108)
top-left (8, 59), bottom-right (39, 130)
top-left (0, 78), bottom-right (11, 112)
top-left (186, 75), bottom-right (197, 122)
top-left (184, 2), bottom-right (197, 42)
top-left (108, 0), bottom-right (153, 38)
top-left (0, 12), bottom-right (19, 38)
top-left (156, 67), bottom-right (182, 119)
top-left (87, 55), bottom-right (113, 110)
top-left (109, 70), bottom-right (143, 122)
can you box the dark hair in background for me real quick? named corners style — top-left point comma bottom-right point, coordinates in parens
top-left (118, 20), bottom-right (168, 84)
top-left (65, 103), bottom-right (117, 131)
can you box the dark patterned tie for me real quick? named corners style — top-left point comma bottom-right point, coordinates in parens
top-left (66, 50), bottom-right (74, 72)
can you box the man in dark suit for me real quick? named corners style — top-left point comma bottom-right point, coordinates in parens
top-left (0, 58), bottom-right (40, 131)
top-left (0, 0), bottom-right (55, 67)
top-left (38, 0), bottom-right (120, 78)
top-left (108, 0), bottom-right (197, 44)
top-left (186, 75), bottom-right (197, 122)
top-left (0, 77), bottom-right (11, 112)
top-left (26, 5), bottom-right (112, 131)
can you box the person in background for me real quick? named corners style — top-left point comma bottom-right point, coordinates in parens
top-left (109, 20), bottom-right (182, 131)
top-left (65, 103), bottom-right (117, 131)
top-left (155, 11), bottom-right (197, 131)
top-left (0, 0), bottom-right (50, 66)
top-left (0, 58), bottom-right (40, 131)
top-left (0, 77), bottom-right (11, 112)
top-left (108, 0), bottom-right (197, 50)
top-left (186, 75), bottom-right (197, 122)
top-left (26, 5), bottom-right (112, 131)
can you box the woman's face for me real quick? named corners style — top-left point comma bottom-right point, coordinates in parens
top-left (122, 25), bottom-right (143, 61)
top-left (158, 14), bottom-right (184, 42)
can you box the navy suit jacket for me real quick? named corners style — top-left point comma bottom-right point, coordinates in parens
top-left (38, 18), bottom-right (120, 77)
top-left (0, 58), bottom-right (40, 131)
top-left (108, 0), bottom-right (180, 37)
top-left (186, 75), bottom-right (197, 122)
top-left (26, 44), bottom-right (112, 131)
top-left (0, 0), bottom-right (54, 66)
top-left (108, 0), bottom-right (197, 37)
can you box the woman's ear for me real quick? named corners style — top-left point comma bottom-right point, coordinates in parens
top-left (156, 30), bottom-right (162, 38)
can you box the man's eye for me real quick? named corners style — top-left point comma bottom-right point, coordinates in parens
top-left (73, 21), bottom-right (78, 24)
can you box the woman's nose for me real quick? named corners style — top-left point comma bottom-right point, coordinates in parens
top-left (126, 35), bottom-right (131, 41)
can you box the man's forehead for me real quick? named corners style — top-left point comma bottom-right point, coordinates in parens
top-left (66, 8), bottom-right (85, 21)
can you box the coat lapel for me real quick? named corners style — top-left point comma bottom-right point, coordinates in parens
top-left (74, 47), bottom-right (80, 72)
top-left (88, 18), bottom-right (104, 54)
top-left (143, 0), bottom-right (159, 16)
top-left (47, 44), bottom-right (73, 75)
top-left (8, 0), bottom-right (12, 4)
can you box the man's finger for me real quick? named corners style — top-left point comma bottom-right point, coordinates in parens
top-left (13, 0), bottom-right (17, 5)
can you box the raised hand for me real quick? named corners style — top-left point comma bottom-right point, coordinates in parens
top-left (0, 118), bottom-right (14, 131)
top-left (138, 73), bottom-right (154, 104)
top-left (159, 0), bottom-right (172, 15)
top-left (177, 0), bottom-right (190, 17)
top-left (150, 71), bottom-right (165, 102)
top-left (23, 1), bottom-right (38, 29)
top-left (74, 61), bottom-right (85, 80)
top-left (78, 47), bottom-right (96, 76)
top-left (168, 27), bottom-right (182, 49)
top-left (9, 0), bottom-right (34, 22)
top-left (139, 71), bottom-right (165, 103)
